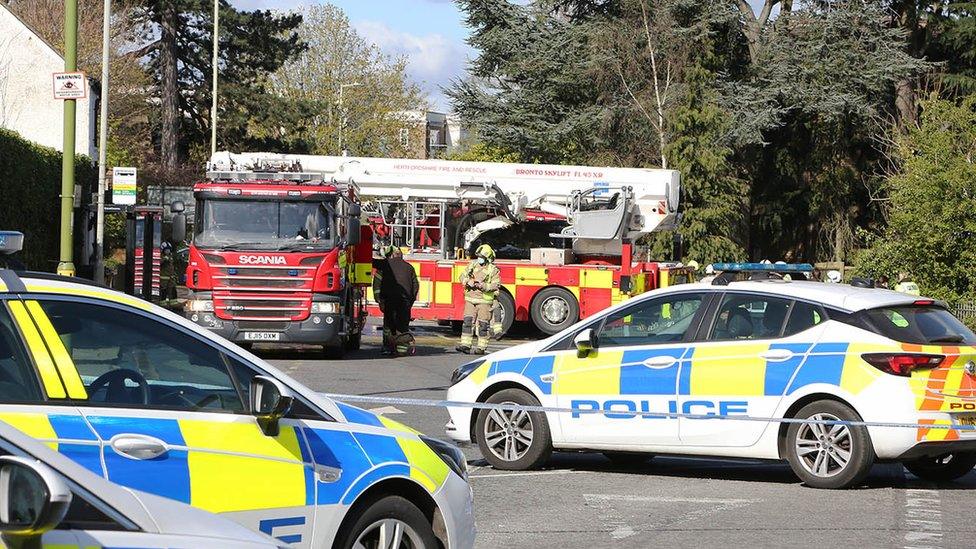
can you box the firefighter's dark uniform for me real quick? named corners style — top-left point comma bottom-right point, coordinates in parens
top-left (377, 251), bottom-right (420, 356)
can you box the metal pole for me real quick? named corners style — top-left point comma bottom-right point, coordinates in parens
top-left (94, 0), bottom-right (111, 284)
top-left (58, 0), bottom-right (79, 276)
top-left (337, 84), bottom-right (344, 155)
top-left (211, 0), bottom-right (218, 156)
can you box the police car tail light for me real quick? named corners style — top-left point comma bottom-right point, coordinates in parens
top-left (861, 353), bottom-right (944, 377)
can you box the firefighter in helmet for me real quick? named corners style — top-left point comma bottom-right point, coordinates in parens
top-left (457, 244), bottom-right (500, 355)
top-left (375, 245), bottom-right (420, 356)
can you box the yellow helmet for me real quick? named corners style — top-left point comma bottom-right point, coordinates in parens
top-left (475, 244), bottom-right (495, 262)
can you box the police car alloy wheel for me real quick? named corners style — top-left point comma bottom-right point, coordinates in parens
top-left (785, 401), bottom-right (874, 489)
top-left (336, 495), bottom-right (438, 549)
top-left (903, 452), bottom-right (976, 482)
top-left (476, 388), bottom-right (552, 470)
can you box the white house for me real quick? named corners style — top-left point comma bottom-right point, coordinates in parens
top-left (0, 3), bottom-right (97, 158)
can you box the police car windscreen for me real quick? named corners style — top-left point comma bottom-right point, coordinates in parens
top-left (861, 306), bottom-right (976, 345)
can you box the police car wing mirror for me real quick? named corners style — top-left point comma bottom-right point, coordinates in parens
top-left (250, 375), bottom-right (294, 437)
top-left (574, 328), bottom-right (598, 358)
top-left (0, 456), bottom-right (72, 544)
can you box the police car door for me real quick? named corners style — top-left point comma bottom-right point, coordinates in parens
top-left (25, 298), bottom-right (316, 548)
top-left (678, 293), bottom-right (828, 447)
top-left (555, 292), bottom-right (708, 447)
top-left (0, 298), bottom-right (102, 475)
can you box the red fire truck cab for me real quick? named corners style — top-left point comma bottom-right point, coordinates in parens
top-left (182, 167), bottom-right (372, 356)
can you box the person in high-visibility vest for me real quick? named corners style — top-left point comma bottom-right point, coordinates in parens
top-left (457, 244), bottom-right (500, 355)
top-left (895, 272), bottom-right (920, 296)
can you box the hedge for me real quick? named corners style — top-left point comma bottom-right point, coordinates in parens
top-left (0, 128), bottom-right (96, 270)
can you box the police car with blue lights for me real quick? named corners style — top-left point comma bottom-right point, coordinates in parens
top-left (446, 262), bottom-right (976, 489)
top-left (0, 232), bottom-right (475, 548)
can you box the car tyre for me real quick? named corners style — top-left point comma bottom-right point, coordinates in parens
top-left (475, 388), bottom-right (552, 470)
top-left (345, 332), bottom-right (362, 351)
top-left (323, 340), bottom-right (346, 359)
top-left (530, 287), bottom-right (579, 335)
top-left (904, 452), bottom-right (976, 482)
top-left (334, 495), bottom-right (438, 549)
top-left (785, 400), bottom-right (874, 489)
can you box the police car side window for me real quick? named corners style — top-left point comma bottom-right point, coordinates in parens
top-left (783, 300), bottom-right (825, 336)
top-left (36, 300), bottom-right (245, 413)
top-left (599, 293), bottom-right (705, 348)
top-left (708, 295), bottom-right (793, 341)
top-left (227, 357), bottom-right (328, 420)
top-left (0, 304), bottom-right (43, 403)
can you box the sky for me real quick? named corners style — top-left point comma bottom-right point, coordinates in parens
top-left (229, 1), bottom-right (771, 113)
top-left (229, 0), bottom-right (474, 112)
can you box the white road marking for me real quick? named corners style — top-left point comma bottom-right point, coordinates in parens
top-left (369, 406), bottom-right (405, 415)
top-left (468, 469), bottom-right (585, 479)
top-left (583, 493), bottom-right (761, 540)
top-left (903, 488), bottom-right (943, 549)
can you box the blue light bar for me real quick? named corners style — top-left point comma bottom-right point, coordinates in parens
top-left (0, 231), bottom-right (24, 256)
top-left (711, 262), bottom-right (814, 273)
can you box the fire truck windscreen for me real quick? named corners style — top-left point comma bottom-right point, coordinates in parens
top-left (194, 198), bottom-right (335, 251)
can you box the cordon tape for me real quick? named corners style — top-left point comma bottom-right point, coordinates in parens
top-left (322, 393), bottom-right (976, 432)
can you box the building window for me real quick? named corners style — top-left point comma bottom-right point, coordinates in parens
top-left (399, 128), bottom-right (410, 148)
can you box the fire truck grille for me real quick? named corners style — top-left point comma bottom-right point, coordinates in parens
top-left (214, 296), bottom-right (310, 321)
top-left (212, 265), bottom-right (315, 291)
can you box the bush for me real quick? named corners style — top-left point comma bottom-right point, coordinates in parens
top-left (0, 129), bottom-right (96, 270)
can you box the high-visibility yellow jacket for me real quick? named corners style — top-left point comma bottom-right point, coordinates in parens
top-left (460, 261), bottom-right (500, 304)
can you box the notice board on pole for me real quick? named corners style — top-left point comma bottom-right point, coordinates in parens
top-left (111, 167), bottom-right (137, 205)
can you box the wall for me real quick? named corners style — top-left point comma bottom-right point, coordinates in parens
top-left (0, 5), bottom-right (96, 159)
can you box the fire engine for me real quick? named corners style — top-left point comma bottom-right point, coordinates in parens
top-left (179, 160), bottom-right (373, 357)
top-left (206, 152), bottom-right (690, 337)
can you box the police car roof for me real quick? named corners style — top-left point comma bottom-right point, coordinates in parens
top-left (684, 279), bottom-right (923, 312)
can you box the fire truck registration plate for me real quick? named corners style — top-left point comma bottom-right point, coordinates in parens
top-left (244, 332), bottom-right (280, 341)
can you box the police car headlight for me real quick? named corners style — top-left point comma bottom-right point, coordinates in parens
top-left (421, 436), bottom-right (467, 480)
top-left (451, 359), bottom-right (485, 385)
top-left (310, 302), bottom-right (339, 314)
top-left (185, 299), bottom-right (214, 312)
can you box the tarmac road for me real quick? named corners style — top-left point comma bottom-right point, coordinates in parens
top-left (257, 322), bottom-right (976, 549)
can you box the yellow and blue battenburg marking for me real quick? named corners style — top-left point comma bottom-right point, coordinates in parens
top-left (1, 403), bottom-right (451, 518)
top-left (478, 341), bottom-right (881, 399)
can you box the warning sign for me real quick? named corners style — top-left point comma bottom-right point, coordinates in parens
top-left (53, 72), bottom-right (87, 100)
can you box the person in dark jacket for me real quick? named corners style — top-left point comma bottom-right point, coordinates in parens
top-left (377, 247), bottom-right (420, 356)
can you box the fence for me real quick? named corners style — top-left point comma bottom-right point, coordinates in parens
top-left (953, 300), bottom-right (976, 329)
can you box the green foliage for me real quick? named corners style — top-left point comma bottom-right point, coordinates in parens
top-left (268, 4), bottom-right (426, 156)
top-left (0, 130), bottom-right (96, 270)
top-left (856, 95), bottom-right (976, 304)
top-left (449, 0), bottom-right (604, 163)
top-left (659, 68), bottom-right (747, 263)
top-left (447, 143), bottom-right (522, 163)
top-left (134, 0), bottom-right (305, 158)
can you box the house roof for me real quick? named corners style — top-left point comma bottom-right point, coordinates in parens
top-left (0, 2), bottom-right (69, 65)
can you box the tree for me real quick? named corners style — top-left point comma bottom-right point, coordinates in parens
top-left (129, 1), bottom-right (304, 167)
top-left (268, 4), bottom-right (425, 156)
top-left (449, 0), bottom-right (604, 163)
top-left (857, 95), bottom-right (976, 304)
top-left (7, 0), bottom-right (154, 161)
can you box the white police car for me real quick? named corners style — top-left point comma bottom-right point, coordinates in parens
top-left (0, 232), bottom-right (475, 548)
top-left (446, 263), bottom-right (976, 489)
top-left (0, 419), bottom-right (281, 548)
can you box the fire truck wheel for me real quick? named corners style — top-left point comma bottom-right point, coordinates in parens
top-left (492, 291), bottom-right (516, 340)
top-left (345, 333), bottom-right (362, 351)
top-left (323, 341), bottom-right (347, 359)
top-left (530, 287), bottom-right (579, 335)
